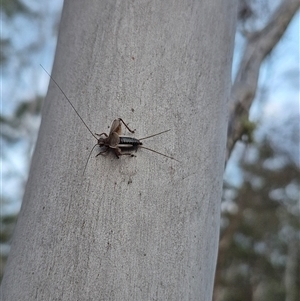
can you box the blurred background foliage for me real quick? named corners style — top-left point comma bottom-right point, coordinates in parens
top-left (214, 135), bottom-right (299, 301)
top-left (1, 1), bottom-right (299, 300)
top-left (1, 0), bottom-right (63, 281)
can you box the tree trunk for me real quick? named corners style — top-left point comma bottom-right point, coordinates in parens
top-left (0, 0), bottom-right (236, 300)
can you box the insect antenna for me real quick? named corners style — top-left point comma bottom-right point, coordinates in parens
top-left (139, 129), bottom-right (171, 141)
top-left (82, 143), bottom-right (99, 175)
top-left (139, 146), bottom-right (180, 162)
top-left (40, 64), bottom-right (98, 140)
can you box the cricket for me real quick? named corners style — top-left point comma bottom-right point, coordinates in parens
top-left (41, 65), bottom-right (179, 174)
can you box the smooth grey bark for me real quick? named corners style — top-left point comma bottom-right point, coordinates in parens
top-left (1, 0), bottom-right (236, 300)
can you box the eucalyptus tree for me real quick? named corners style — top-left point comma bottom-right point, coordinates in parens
top-left (1, 0), bottom-right (236, 300)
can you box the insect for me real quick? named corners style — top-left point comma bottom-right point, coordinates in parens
top-left (41, 65), bottom-right (179, 174)
top-left (95, 117), bottom-right (179, 158)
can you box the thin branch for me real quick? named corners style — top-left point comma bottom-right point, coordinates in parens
top-left (226, 0), bottom-right (300, 164)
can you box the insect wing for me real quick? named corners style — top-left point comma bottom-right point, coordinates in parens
top-left (109, 119), bottom-right (122, 135)
top-left (108, 132), bottom-right (120, 148)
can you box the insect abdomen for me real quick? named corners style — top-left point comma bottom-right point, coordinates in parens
top-left (119, 136), bottom-right (142, 148)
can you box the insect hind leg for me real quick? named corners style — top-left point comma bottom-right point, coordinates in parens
top-left (113, 148), bottom-right (136, 158)
top-left (118, 118), bottom-right (135, 133)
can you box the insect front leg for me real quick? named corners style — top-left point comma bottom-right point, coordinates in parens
top-left (96, 147), bottom-right (109, 157)
top-left (95, 132), bottom-right (108, 137)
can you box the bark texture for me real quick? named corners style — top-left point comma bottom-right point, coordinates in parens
top-left (1, 0), bottom-right (236, 300)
